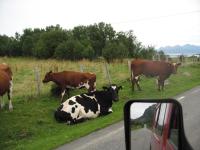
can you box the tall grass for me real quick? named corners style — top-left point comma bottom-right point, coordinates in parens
top-left (0, 57), bottom-right (130, 100)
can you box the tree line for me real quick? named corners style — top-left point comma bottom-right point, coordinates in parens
top-left (0, 22), bottom-right (163, 62)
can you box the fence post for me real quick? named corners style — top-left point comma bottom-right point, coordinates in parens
top-left (54, 65), bottom-right (58, 72)
top-left (152, 55), bottom-right (155, 61)
top-left (158, 54), bottom-right (160, 61)
top-left (34, 67), bottom-right (41, 96)
top-left (166, 55), bottom-right (168, 62)
top-left (80, 64), bottom-right (84, 72)
top-left (128, 60), bottom-right (131, 73)
top-left (104, 62), bottom-right (111, 85)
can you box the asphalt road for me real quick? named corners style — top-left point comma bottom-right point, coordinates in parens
top-left (175, 85), bottom-right (200, 150)
top-left (131, 128), bottom-right (151, 150)
top-left (56, 86), bottom-right (200, 150)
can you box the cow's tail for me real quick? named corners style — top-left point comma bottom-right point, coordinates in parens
top-left (130, 64), bottom-right (134, 83)
top-left (130, 64), bottom-right (134, 91)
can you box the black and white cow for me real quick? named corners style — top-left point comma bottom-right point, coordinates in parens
top-left (54, 84), bottom-right (122, 124)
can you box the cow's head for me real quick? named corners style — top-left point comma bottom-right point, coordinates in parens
top-left (43, 71), bottom-right (53, 83)
top-left (0, 63), bottom-right (12, 79)
top-left (102, 84), bottom-right (122, 102)
top-left (171, 62), bottom-right (181, 74)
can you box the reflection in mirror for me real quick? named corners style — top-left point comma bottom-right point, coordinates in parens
top-left (130, 102), bottom-right (180, 150)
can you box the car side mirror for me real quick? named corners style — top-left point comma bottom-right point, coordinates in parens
top-left (124, 99), bottom-right (193, 150)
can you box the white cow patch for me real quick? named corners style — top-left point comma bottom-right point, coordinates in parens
top-left (134, 76), bottom-right (139, 80)
top-left (108, 107), bottom-right (113, 113)
top-left (9, 100), bottom-right (13, 110)
top-left (172, 63), bottom-right (176, 66)
top-left (134, 76), bottom-right (140, 84)
top-left (77, 81), bottom-right (90, 89)
top-left (80, 105), bottom-right (100, 119)
top-left (83, 81), bottom-right (90, 89)
top-left (61, 90), bottom-right (65, 97)
top-left (61, 95), bottom-right (100, 121)
top-left (9, 80), bottom-right (13, 110)
top-left (111, 85), bottom-right (117, 90)
top-left (61, 96), bottom-right (80, 119)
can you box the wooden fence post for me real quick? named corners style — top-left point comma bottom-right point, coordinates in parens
top-left (80, 64), bottom-right (84, 72)
top-left (152, 55), bottom-right (155, 61)
top-left (166, 55), bottom-right (168, 62)
top-left (104, 62), bottom-right (111, 85)
top-left (54, 65), bottom-right (58, 72)
top-left (128, 60), bottom-right (131, 73)
top-left (158, 54), bottom-right (160, 61)
top-left (34, 67), bottom-right (41, 96)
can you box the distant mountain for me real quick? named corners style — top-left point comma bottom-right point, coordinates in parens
top-left (158, 44), bottom-right (200, 55)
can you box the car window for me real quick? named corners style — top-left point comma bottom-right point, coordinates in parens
top-left (155, 103), bottom-right (167, 135)
top-left (154, 104), bottom-right (160, 127)
top-left (168, 104), bottom-right (179, 148)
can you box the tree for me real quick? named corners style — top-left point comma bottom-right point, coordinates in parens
top-left (54, 39), bottom-right (85, 60)
top-left (34, 27), bottom-right (68, 58)
top-left (0, 35), bottom-right (10, 56)
top-left (87, 22), bottom-right (115, 57)
top-left (0, 22), bottom-right (160, 60)
top-left (116, 30), bottom-right (137, 57)
top-left (102, 41), bottom-right (128, 62)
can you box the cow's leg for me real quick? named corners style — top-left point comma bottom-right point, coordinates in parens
top-left (60, 89), bottom-right (66, 103)
top-left (100, 107), bottom-right (113, 116)
top-left (8, 91), bottom-right (13, 111)
top-left (135, 76), bottom-right (141, 91)
top-left (161, 80), bottom-right (165, 91)
top-left (157, 78), bottom-right (162, 91)
top-left (131, 77), bottom-right (135, 91)
top-left (74, 118), bottom-right (86, 124)
top-left (131, 72), bottom-right (135, 91)
top-left (8, 80), bottom-right (13, 111)
top-left (158, 76), bottom-right (165, 91)
top-left (0, 96), bottom-right (4, 109)
top-left (65, 88), bottom-right (70, 98)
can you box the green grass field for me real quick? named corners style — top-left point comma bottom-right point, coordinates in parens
top-left (0, 57), bottom-right (200, 150)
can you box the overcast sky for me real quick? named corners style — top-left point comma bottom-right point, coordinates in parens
top-left (0, 0), bottom-right (200, 48)
top-left (130, 103), bottom-right (155, 119)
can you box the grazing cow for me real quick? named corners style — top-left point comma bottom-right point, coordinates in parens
top-left (43, 71), bottom-right (96, 102)
top-left (0, 63), bottom-right (13, 111)
top-left (131, 59), bottom-right (181, 91)
top-left (54, 84), bottom-right (122, 124)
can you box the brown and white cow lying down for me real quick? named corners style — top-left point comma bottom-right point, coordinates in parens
top-left (43, 71), bottom-right (96, 102)
top-left (54, 84), bottom-right (122, 125)
top-left (131, 59), bottom-right (181, 91)
top-left (0, 63), bottom-right (13, 111)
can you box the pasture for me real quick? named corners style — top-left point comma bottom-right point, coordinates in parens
top-left (0, 57), bottom-right (200, 150)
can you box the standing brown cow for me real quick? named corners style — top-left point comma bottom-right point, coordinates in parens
top-left (43, 70), bottom-right (96, 102)
top-left (131, 59), bottom-right (181, 91)
top-left (0, 63), bottom-right (13, 111)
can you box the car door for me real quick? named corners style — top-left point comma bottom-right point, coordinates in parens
top-left (150, 103), bottom-right (168, 150)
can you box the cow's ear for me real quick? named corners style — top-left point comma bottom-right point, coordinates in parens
top-left (118, 86), bottom-right (122, 90)
top-left (102, 86), bottom-right (108, 91)
top-left (176, 62), bottom-right (181, 66)
top-left (49, 70), bottom-right (53, 74)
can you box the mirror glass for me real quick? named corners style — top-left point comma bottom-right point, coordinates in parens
top-left (130, 102), bottom-right (180, 150)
